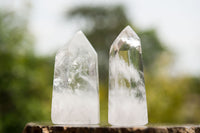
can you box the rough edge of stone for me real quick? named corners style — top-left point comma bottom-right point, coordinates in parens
top-left (23, 123), bottom-right (200, 133)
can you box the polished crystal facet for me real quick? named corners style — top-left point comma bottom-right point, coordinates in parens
top-left (51, 31), bottom-right (99, 124)
top-left (109, 26), bottom-right (148, 126)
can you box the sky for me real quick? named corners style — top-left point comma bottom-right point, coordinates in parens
top-left (0, 0), bottom-right (200, 76)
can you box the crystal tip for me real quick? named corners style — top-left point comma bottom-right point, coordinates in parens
top-left (122, 25), bottom-right (140, 40)
top-left (76, 30), bottom-right (84, 35)
top-left (72, 30), bottom-right (86, 40)
top-left (124, 25), bottom-right (132, 30)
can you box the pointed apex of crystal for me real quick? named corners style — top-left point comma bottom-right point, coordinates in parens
top-left (77, 30), bottom-right (84, 34)
top-left (110, 25), bottom-right (142, 55)
top-left (74, 30), bottom-right (85, 39)
top-left (69, 30), bottom-right (88, 46)
top-left (66, 31), bottom-right (97, 56)
top-left (121, 25), bottom-right (140, 40)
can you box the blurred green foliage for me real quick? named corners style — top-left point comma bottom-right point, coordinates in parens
top-left (0, 11), bottom-right (53, 133)
top-left (0, 5), bottom-right (200, 133)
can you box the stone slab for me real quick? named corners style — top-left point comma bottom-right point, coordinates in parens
top-left (23, 123), bottom-right (200, 133)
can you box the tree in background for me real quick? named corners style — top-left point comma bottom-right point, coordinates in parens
top-left (67, 5), bottom-right (200, 124)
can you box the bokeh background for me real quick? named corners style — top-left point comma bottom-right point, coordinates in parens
top-left (0, 0), bottom-right (200, 132)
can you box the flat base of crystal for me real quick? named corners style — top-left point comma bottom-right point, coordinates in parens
top-left (51, 91), bottom-right (99, 124)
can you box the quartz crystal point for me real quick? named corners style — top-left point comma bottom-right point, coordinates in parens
top-left (109, 26), bottom-right (148, 126)
top-left (51, 31), bottom-right (99, 124)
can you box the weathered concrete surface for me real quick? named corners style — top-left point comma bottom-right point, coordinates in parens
top-left (23, 123), bottom-right (200, 133)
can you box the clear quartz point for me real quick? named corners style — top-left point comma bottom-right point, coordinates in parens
top-left (109, 26), bottom-right (148, 126)
top-left (51, 31), bottom-right (99, 124)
